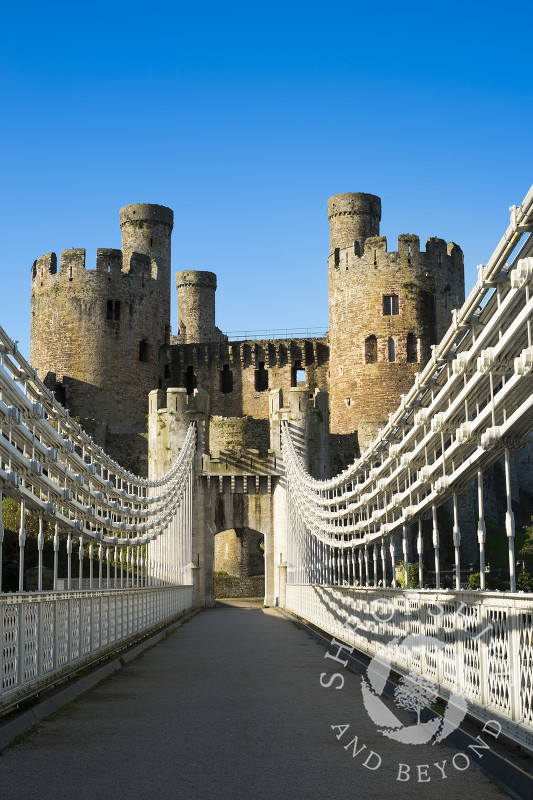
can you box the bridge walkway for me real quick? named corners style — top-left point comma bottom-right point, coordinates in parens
top-left (0, 600), bottom-right (511, 800)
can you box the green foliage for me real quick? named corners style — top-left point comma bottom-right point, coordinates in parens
top-left (2, 497), bottom-right (53, 538)
top-left (396, 561), bottom-right (420, 588)
top-left (469, 572), bottom-right (481, 590)
top-left (520, 521), bottom-right (533, 557)
top-left (517, 566), bottom-right (533, 592)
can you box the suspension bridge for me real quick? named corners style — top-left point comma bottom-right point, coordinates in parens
top-left (2, 186), bottom-right (533, 796)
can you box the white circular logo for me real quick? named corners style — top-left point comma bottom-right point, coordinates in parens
top-left (361, 634), bottom-right (468, 745)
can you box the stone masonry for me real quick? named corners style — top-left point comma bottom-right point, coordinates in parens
top-left (30, 204), bottom-right (173, 475)
top-left (328, 193), bottom-right (464, 456)
top-left (29, 193), bottom-right (478, 603)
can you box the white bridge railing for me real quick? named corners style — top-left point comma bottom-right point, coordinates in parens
top-left (282, 186), bottom-right (533, 751)
top-left (0, 330), bottom-right (198, 709)
top-left (286, 584), bottom-right (533, 751)
top-left (0, 585), bottom-right (192, 707)
top-left (283, 184), bottom-right (533, 594)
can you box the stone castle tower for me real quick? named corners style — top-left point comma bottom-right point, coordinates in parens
top-left (327, 192), bottom-right (464, 455)
top-left (29, 192), bottom-right (465, 480)
top-left (30, 203), bottom-right (173, 475)
top-left (175, 270), bottom-right (225, 343)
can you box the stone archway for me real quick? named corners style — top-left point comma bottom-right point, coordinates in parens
top-left (213, 528), bottom-right (265, 598)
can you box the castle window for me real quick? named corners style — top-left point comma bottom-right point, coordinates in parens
top-left (107, 300), bottom-right (121, 321)
top-left (54, 383), bottom-right (66, 407)
top-left (383, 295), bottom-right (399, 315)
top-left (407, 333), bottom-right (418, 363)
top-left (185, 366), bottom-right (197, 395)
top-left (334, 248), bottom-right (340, 267)
top-left (344, 398), bottom-right (352, 407)
top-left (164, 364), bottom-right (171, 379)
top-left (421, 291), bottom-right (438, 344)
top-left (139, 340), bottom-right (150, 362)
top-left (388, 337), bottom-right (396, 362)
top-left (255, 362), bottom-right (269, 392)
top-left (220, 364), bottom-right (233, 394)
top-left (365, 335), bottom-right (377, 364)
top-left (69, 266), bottom-right (73, 282)
top-left (291, 360), bottom-right (305, 387)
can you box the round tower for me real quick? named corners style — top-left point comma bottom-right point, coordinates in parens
top-left (120, 203), bottom-right (173, 339)
top-left (176, 270), bottom-right (223, 343)
top-left (328, 193), bottom-right (381, 256)
top-left (327, 193), bottom-right (464, 462)
top-left (30, 204), bottom-right (174, 476)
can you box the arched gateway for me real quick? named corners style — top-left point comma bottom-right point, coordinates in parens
top-left (148, 386), bottom-right (329, 607)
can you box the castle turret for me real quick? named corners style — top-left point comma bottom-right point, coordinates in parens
top-left (327, 193), bottom-right (464, 463)
top-left (175, 270), bottom-right (225, 343)
top-left (328, 192), bottom-right (381, 256)
top-left (120, 203), bottom-right (173, 342)
top-left (30, 204), bottom-right (174, 475)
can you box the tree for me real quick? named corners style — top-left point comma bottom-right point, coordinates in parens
top-left (520, 522), bottom-right (533, 557)
top-left (396, 560), bottom-right (420, 588)
top-left (394, 674), bottom-right (439, 724)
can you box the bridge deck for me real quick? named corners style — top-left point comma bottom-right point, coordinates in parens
top-left (0, 601), bottom-right (511, 800)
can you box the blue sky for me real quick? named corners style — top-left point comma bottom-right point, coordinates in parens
top-left (1, 0), bottom-right (532, 358)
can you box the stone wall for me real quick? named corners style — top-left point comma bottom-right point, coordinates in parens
top-left (327, 192), bottom-right (464, 452)
top-left (214, 528), bottom-right (264, 578)
top-left (30, 204), bottom-right (173, 475)
top-left (160, 337), bottom-right (329, 421)
top-left (214, 574), bottom-right (265, 598)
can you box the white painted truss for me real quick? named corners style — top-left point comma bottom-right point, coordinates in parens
top-left (0, 334), bottom-right (197, 708)
top-left (282, 185), bottom-right (533, 752)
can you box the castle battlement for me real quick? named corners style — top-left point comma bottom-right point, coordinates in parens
top-left (31, 248), bottom-right (161, 287)
top-left (30, 203), bottom-right (174, 476)
top-left (331, 234), bottom-right (462, 261)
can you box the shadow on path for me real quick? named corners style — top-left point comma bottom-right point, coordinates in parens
top-left (0, 605), bottom-right (510, 800)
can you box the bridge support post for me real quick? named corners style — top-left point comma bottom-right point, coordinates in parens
top-left (432, 505), bottom-right (440, 590)
top-left (505, 448), bottom-right (517, 593)
top-left (53, 525), bottom-right (59, 591)
top-left (18, 499), bottom-right (26, 593)
top-left (402, 526), bottom-right (409, 589)
top-left (278, 561), bottom-right (287, 607)
top-left (417, 520), bottom-right (424, 590)
top-left (380, 541), bottom-right (387, 587)
top-left (453, 494), bottom-right (461, 590)
top-left (478, 470), bottom-right (486, 591)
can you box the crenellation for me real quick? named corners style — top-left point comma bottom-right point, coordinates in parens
top-left (60, 248), bottom-right (86, 274)
top-left (364, 235), bottom-right (388, 258)
top-left (398, 234), bottom-right (420, 255)
top-left (31, 203), bottom-right (173, 475)
top-left (30, 191), bottom-right (464, 486)
top-left (328, 192), bottom-right (464, 460)
top-left (32, 252), bottom-right (58, 282)
top-left (96, 248), bottom-right (123, 273)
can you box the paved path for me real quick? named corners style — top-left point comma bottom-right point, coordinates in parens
top-left (0, 600), bottom-right (510, 800)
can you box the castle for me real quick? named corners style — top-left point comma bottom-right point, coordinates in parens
top-left (30, 195), bottom-right (471, 601)
top-left (30, 194), bottom-right (464, 477)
